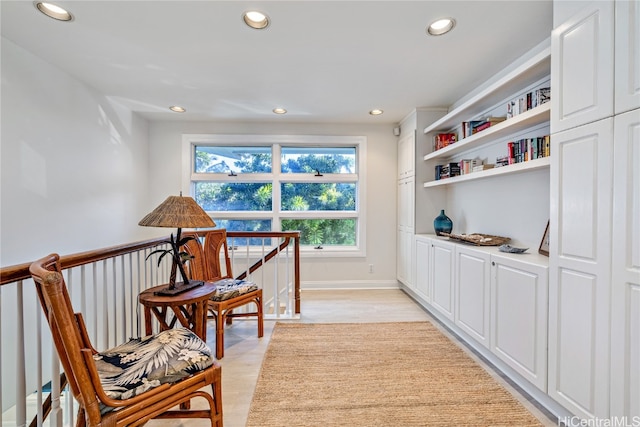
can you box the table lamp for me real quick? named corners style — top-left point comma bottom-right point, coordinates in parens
top-left (138, 193), bottom-right (215, 295)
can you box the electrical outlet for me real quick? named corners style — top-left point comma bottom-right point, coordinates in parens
top-left (368, 264), bottom-right (374, 273)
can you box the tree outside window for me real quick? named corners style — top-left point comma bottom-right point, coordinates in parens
top-left (186, 136), bottom-right (364, 253)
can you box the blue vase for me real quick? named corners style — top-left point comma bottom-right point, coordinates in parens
top-left (434, 209), bottom-right (453, 236)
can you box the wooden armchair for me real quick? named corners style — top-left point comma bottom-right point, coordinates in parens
top-left (184, 229), bottom-right (263, 359)
top-left (29, 253), bottom-right (223, 427)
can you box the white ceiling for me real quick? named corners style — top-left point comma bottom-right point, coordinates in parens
top-left (1, 1), bottom-right (553, 124)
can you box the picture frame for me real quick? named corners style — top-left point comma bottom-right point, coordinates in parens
top-left (538, 220), bottom-right (550, 256)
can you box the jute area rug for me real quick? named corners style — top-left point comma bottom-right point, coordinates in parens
top-left (246, 322), bottom-right (544, 427)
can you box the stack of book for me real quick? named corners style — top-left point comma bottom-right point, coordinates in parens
top-left (435, 162), bottom-right (461, 180)
top-left (458, 159), bottom-right (482, 175)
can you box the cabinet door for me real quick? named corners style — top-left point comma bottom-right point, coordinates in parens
top-left (490, 255), bottom-right (548, 391)
top-left (398, 180), bottom-right (407, 228)
top-left (455, 246), bottom-right (490, 348)
top-left (615, 0), bottom-right (640, 115)
top-left (549, 118), bottom-right (613, 418)
top-left (430, 239), bottom-right (455, 321)
top-left (611, 109), bottom-right (640, 418)
top-left (406, 178), bottom-right (414, 230)
top-left (397, 132), bottom-right (415, 179)
top-left (397, 178), bottom-right (415, 230)
top-left (551, 2), bottom-right (614, 133)
top-left (397, 229), bottom-right (412, 286)
top-left (414, 237), bottom-right (431, 301)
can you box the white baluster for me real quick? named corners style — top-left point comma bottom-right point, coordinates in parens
top-left (36, 307), bottom-right (43, 427)
top-left (16, 281), bottom-right (26, 427)
top-left (50, 350), bottom-right (62, 427)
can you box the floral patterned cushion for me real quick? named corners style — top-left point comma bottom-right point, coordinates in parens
top-left (93, 328), bottom-right (214, 402)
top-left (210, 278), bottom-right (259, 302)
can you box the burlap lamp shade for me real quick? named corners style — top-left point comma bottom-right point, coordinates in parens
top-left (139, 194), bottom-right (215, 294)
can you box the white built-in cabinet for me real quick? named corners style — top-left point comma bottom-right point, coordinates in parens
top-left (397, 1), bottom-right (639, 418)
top-left (548, 117), bottom-right (613, 419)
top-left (610, 2), bottom-right (640, 418)
top-left (396, 37), bottom-right (561, 417)
top-left (396, 109), bottom-right (447, 289)
top-left (610, 108), bottom-right (640, 420)
top-left (413, 235), bottom-right (550, 394)
top-left (397, 134), bottom-right (415, 287)
top-left (397, 121), bottom-right (417, 290)
top-left (550, 0), bottom-right (640, 420)
top-left (610, 109), bottom-right (640, 419)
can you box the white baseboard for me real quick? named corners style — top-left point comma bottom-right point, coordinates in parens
top-left (301, 280), bottom-right (400, 290)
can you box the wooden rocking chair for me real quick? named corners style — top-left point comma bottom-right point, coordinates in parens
top-left (29, 253), bottom-right (223, 427)
top-left (184, 229), bottom-right (263, 359)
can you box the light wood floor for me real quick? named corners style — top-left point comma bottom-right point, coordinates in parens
top-left (152, 289), bottom-right (557, 427)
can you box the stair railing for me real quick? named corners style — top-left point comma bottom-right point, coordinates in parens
top-left (0, 231), bottom-right (300, 427)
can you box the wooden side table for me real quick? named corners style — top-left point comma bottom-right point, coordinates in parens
top-left (139, 282), bottom-right (217, 341)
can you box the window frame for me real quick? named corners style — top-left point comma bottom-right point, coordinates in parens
top-left (181, 134), bottom-right (367, 257)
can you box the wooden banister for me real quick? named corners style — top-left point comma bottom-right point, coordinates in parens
top-left (1, 236), bottom-right (170, 285)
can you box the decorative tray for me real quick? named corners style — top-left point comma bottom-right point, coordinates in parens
top-left (440, 232), bottom-right (511, 246)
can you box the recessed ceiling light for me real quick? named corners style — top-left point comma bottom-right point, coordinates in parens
top-left (427, 18), bottom-right (455, 36)
top-left (273, 108), bottom-right (287, 115)
top-left (243, 11), bottom-right (270, 29)
top-left (369, 109), bottom-right (384, 116)
top-left (169, 106), bottom-right (186, 113)
top-left (35, 2), bottom-right (73, 21)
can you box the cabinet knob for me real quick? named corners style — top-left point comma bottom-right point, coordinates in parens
top-left (492, 261), bottom-right (496, 266)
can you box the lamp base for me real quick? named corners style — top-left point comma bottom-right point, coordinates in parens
top-left (154, 280), bottom-right (205, 296)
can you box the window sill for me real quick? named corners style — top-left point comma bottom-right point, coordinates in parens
top-left (229, 247), bottom-right (365, 258)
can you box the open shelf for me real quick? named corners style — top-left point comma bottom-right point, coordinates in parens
top-left (423, 156), bottom-right (550, 188)
top-left (423, 46), bottom-right (551, 135)
top-left (424, 103), bottom-right (550, 161)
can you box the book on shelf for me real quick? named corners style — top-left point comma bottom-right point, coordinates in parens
top-left (433, 132), bottom-right (457, 151)
top-left (496, 156), bottom-right (509, 167)
top-left (485, 116), bottom-right (507, 124)
top-left (435, 162), bottom-right (461, 180)
top-left (506, 87), bottom-right (551, 118)
top-left (465, 115), bottom-right (507, 135)
top-left (472, 121), bottom-right (492, 134)
top-left (534, 87), bottom-right (551, 107)
top-left (472, 164), bottom-right (495, 172)
top-left (459, 159), bottom-right (481, 175)
top-left (461, 122), bottom-right (470, 138)
top-left (505, 135), bottom-right (551, 165)
top-left (544, 135), bottom-right (550, 157)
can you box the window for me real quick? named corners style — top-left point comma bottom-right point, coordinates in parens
top-left (182, 135), bottom-right (366, 256)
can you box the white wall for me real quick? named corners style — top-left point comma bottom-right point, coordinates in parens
top-left (0, 37), bottom-right (154, 413)
top-left (553, 0), bottom-right (602, 28)
top-left (0, 38), bottom-right (152, 267)
top-left (148, 121), bottom-right (399, 287)
top-left (446, 169), bottom-right (550, 248)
